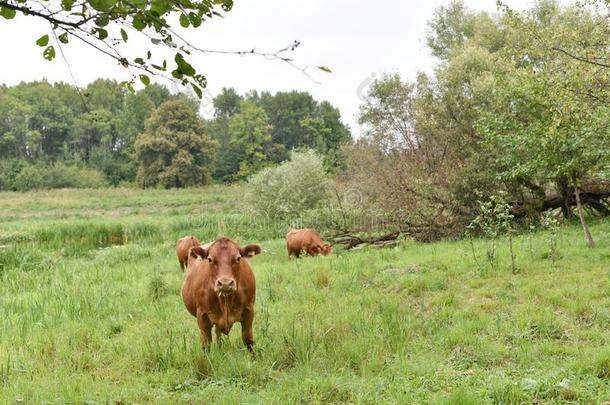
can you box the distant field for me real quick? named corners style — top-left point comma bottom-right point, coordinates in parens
top-left (1, 188), bottom-right (609, 403)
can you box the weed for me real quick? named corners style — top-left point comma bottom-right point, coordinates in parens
top-left (148, 275), bottom-right (168, 301)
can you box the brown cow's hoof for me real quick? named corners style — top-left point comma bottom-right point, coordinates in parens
top-left (246, 343), bottom-right (255, 356)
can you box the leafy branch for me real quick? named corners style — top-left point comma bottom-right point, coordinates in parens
top-left (0, 0), bottom-right (331, 96)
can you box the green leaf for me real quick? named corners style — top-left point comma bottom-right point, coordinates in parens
top-left (171, 69), bottom-right (183, 79)
top-left (192, 84), bottom-right (202, 99)
top-left (89, 0), bottom-right (115, 12)
top-left (133, 14), bottom-right (146, 30)
top-left (0, 6), bottom-right (17, 19)
top-left (317, 66), bottom-right (332, 73)
top-left (139, 74), bottom-right (150, 86)
top-left (131, 0), bottom-right (147, 9)
top-left (174, 53), bottom-right (195, 76)
top-left (36, 34), bottom-right (49, 47)
top-left (189, 12), bottom-right (201, 27)
top-left (60, 0), bottom-right (74, 11)
top-left (43, 45), bottom-right (56, 61)
top-left (220, 0), bottom-right (233, 12)
top-left (150, 0), bottom-right (169, 16)
top-left (58, 32), bottom-right (69, 44)
top-left (120, 28), bottom-right (128, 42)
top-left (96, 28), bottom-right (108, 40)
top-left (134, 57), bottom-right (145, 65)
top-left (179, 13), bottom-right (190, 28)
top-left (95, 15), bottom-right (109, 27)
top-left (120, 80), bottom-right (135, 93)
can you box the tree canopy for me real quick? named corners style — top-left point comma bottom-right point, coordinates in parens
top-left (0, 80), bottom-right (352, 189)
top-left (135, 98), bottom-right (217, 188)
top-left (207, 88), bottom-right (352, 181)
top-left (342, 0), bottom-right (610, 243)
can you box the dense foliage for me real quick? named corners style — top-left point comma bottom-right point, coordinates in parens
top-left (134, 99), bottom-right (217, 188)
top-left (0, 81), bottom-right (351, 190)
top-left (0, 80), bottom-right (171, 188)
top-left (209, 88), bottom-right (352, 182)
top-left (341, 0), bottom-right (610, 242)
top-left (243, 149), bottom-right (331, 219)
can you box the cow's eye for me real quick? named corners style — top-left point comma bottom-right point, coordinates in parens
top-left (207, 257), bottom-right (213, 263)
top-left (235, 256), bottom-right (241, 263)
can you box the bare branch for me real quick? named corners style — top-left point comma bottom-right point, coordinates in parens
top-left (552, 46), bottom-right (610, 68)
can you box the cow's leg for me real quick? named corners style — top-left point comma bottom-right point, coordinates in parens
top-left (240, 308), bottom-right (254, 352)
top-left (196, 310), bottom-right (212, 350)
top-left (215, 326), bottom-right (226, 346)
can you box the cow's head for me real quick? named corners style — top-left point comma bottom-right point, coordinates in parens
top-left (190, 237), bottom-right (261, 296)
top-left (320, 244), bottom-right (333, 256)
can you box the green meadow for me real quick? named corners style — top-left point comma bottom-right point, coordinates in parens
top-left (1, 187), bottom-right (609, 404)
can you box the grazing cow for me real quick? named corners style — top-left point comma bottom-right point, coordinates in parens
top-left (176, 235), bottom-right (201, 271)
top-left (286, 228), bottom-right (332, 258)
top-left (181, 237), bottom-right (262, 351)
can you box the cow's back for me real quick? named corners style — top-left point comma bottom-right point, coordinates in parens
top-left (286, 229), bottom-right (322, 256)
top-left (176, 236), bottom-right (201, 271)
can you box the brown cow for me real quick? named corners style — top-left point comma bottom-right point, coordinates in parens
top-left (286, 228), bottom-right (332, 258)
top-left (181, 237), bottom-right (262, 351)
top-left (176, 235), bottom-right (201, 271)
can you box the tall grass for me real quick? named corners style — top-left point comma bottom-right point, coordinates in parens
top-left (0, 187), bottom-right (609, 403)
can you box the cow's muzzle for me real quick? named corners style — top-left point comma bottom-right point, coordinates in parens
top-left (215, 278), bottom-right (236, 296)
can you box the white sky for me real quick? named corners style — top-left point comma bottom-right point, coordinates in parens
top-left (0, 0), bottom-right (561, 136)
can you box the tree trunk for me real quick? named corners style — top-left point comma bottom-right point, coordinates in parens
top-left (557, 177), bottom-right (572, 219)
top-left (575, 187), bottom-right (595, 248)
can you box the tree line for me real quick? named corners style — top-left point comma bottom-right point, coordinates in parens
top-left (0, 80), bottom-right (351, 190)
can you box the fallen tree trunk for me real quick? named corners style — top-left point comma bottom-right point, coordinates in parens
top-left (330, 180), bottom-right (609, 246)
top-left (332, 231), bottom-right (401, 250)
top-left (513, 180), bottom-right (610, 218)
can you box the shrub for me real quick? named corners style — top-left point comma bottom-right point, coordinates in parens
top-left (44, 163), bottom-right (108, 189)
top-left (243, 149), bottom-right (331, 219)
top-left (0, 161), bottom-right (108, 191)
top-left (14, 165), bottom-right (44, 192)
top-left (0, 159), bottom-right (25, 191)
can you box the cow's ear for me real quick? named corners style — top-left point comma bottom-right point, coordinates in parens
top-left (189, 246), bottom-right (208, 260)
top-left (240, 244), bottom-right (262, 258)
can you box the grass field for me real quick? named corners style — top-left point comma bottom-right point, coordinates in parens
top-left (1, 187), bottom-right (609, 404)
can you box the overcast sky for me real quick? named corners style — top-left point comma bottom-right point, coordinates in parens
top-left (0, 0), bottom-right (560, 135)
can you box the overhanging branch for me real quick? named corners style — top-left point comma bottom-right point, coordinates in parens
top-left (0, 0), bottom-right (96, 27)
top-left (552, 46), bottom-right (610, 69)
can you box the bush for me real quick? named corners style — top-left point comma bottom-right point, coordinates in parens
top-left (14, 165), bottom-right (44, 192)
top-left (0, 161), bottom-right (108, 191)
top-left (44, 163), bottom-right (108, 189)
top-left (0, 159), bottom-right (25, 191)
top-left (243, 149), bottom-right (330, 219)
